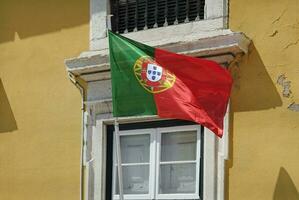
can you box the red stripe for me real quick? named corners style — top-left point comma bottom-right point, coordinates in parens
top-left (153, 48), bottom-right (232, 137)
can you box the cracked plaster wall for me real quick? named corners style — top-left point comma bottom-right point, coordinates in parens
top-left (229, 0), bottom-right (299, 200)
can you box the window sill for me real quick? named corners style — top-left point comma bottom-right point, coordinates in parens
top-left (65, 29), bottom-right (250, 83)
top-left (92, 17), bottom-right (227, 50)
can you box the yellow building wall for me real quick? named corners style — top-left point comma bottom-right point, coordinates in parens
top-left (1, 0), bottom-right (299, 200)
top-left (229, 0), bottom-right (299, 199)
top-left (0, 1), bottom-right (89, 199)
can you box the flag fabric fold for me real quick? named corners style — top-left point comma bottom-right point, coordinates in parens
top-left (108, 30), bottom-right (232, 137)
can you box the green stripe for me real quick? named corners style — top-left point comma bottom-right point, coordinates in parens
top-left (108, 31), bottom-right (157, 117)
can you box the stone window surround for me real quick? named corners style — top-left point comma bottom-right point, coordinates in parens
top-left (65, 33), bottom-right (250, 200)
top-left (64, 0), bottom-right (251, 200)
top-left (84, 112), bottom-right (230, 200)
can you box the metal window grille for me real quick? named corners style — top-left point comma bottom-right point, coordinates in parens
top-left (110, 0), bottom-right (205, 33)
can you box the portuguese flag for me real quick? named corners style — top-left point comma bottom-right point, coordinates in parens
top-left (108, 31), bottom-right (232, 137)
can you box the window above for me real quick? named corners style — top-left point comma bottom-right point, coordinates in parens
top-left (89, 0), bottom-right (235, 50)
top-left (110, 0), bottom-right (205, 33)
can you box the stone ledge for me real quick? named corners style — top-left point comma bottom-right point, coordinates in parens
top-left (65, 30), bottom-right (250, 82)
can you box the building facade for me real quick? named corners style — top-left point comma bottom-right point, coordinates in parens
top-left (1, 0), bottom-right (299, 200)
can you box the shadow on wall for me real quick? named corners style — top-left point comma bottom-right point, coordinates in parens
top-left (230, 43), bottom-right (282, 112)
top-left (228, 43), bottom-right (282, 166)
top-left (225, 43), bottom-right (282, 200)
top-left (0, 79), bottom-right (18, 133)
top-left (0, 0), bottom-right (89, 43)
top-left (273, 167), bottom-right (299, 200)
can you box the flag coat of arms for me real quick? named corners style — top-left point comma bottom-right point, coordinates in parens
top-left (108, 31), bottom-right (232, 137)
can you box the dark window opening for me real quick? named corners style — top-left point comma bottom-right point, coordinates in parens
top-left (110, 0), bottom-right (205, 33)
top-left (105, 119), bottom-right (204, 200)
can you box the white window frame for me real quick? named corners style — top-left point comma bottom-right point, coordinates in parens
top-left (112, 125), bottom-right (202, 200)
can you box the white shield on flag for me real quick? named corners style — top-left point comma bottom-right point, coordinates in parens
top-left (146, 63), bottom-right (163, 82)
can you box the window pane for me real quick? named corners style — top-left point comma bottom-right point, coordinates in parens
top-left (120, 134), bottom-right (150, 163)
top-left (161, 131), bottom-right (197, 161)
top-left (116, 165), bottom-right (149, 194)
top-left (159, 163), bottom-right (196, 194)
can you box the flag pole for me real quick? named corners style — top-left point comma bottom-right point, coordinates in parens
top-left (114, 118), bottom-right (124, 200)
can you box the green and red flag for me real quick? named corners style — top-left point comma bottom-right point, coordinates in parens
top-left (108, 30), bottom-right (232, 137)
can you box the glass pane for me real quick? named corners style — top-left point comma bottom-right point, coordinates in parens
top-left (116, 165), bottom-right (149, 194)
top-left (159, 163), bottom-right (196, 194)
top-left (161, 131), bottom-right (197, 161)
top-left (120, 134), bottom-right (150, 163)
